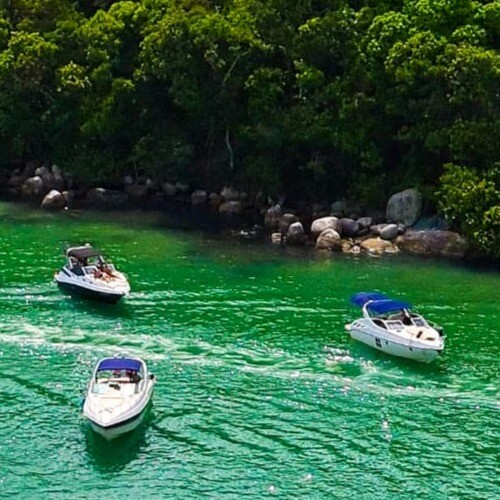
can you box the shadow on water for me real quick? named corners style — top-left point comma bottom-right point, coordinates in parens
top-left (84, 406), bottom-right (155, 473)
top-left (347, 340), bottom-right (448, 376)
top-left (61, 293), bottom-right (132, 320)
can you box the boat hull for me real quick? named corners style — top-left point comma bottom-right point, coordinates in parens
top-left (348, 327), bottom-right (441, 363)
top-left (87, 404), bottom-right (150, 440)
top-left (56, 278), bottom-right (126, 304)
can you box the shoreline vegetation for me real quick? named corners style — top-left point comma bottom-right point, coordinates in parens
top-left (0, 1), bottom-right (498, 259)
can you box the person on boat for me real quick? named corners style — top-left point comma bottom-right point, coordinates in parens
top-left (400, 310), bottom-right (412, 325)
top-left (126, 370), bottom-right (140, 383)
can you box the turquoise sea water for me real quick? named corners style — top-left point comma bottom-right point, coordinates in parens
top-left (0, 202), bottom-right (498, 498)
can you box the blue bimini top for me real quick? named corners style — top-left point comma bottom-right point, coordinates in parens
top-left (366, 299), bottom-right (412, 314)
top-left (350, 292), bottom-right (388, 307)
top-left (97, 358), bottom-right (142, 372)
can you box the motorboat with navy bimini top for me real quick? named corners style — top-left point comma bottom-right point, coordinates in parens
top-left (345, 292), bottom-right (445, 363)
top-left (54, 244), bottom-right (130, 303)
top-left (83, 356), bottom-right (155, 439)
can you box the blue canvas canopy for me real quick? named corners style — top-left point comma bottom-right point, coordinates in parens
top-left (97, 358), bottom-right (142, 372)
top-left (366, 299), bottom-right (412, 314)
top-left (350, 292), bottom-right (388, 307)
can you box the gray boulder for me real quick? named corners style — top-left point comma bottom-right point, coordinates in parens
top-left (191, 190), bottom-right (207, 206)
top-left (21, 176), bottom-right (44, 198)
top-left (357, 217), bottom-right (373, 230)
top-left (41, 190), bottom-right (65, 210)
top-left (221, 186), bottom-right (239, 202)
top-left (316, 228), bottom-right (342, 250)
top-left (86, 187), bottom-right (128, 207)
top-left (62, 190), bottom-right (75, 208)
top-left (162, 182), bottom-right (177, 197)
top-left (287, 221), bottom-right (305, 245)
top-left (175, 182), bottom-right (189, 194)
top-left (380, 224), bottom-right (399, 240)
top-left (264, 204), bottom-right (282, 230)
top-left (209, 192), bottom-right (222, 208)
top-left (279, 213), bottom-right (299, 235)
top-left (339, 218), bottom-right (360, 238)
top-left (386, 188), bottom-right (422, 226)
top-left (311, 216), bottom-right (339, 238)
top-left (219, 201), bottom-right (242, 215)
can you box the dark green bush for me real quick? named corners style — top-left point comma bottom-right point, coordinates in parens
top-left (437, 163), bottom-right (499, 259)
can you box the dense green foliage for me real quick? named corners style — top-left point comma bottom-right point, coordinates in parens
top-left (0, 1), bottom-right (498, 217)
top-left (437, 163), bottom-right (499, 258)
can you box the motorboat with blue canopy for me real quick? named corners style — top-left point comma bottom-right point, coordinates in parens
top-left (345, 291), bottom-right (444, 363)
top-left (83, 356), bottom-right (155, 439)
top-left (54, 244), bottom-right (130, 303)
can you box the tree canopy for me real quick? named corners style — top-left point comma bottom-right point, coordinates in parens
top-left (0, 0), bottom-right (498, 253)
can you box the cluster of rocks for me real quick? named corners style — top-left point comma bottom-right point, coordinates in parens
top-left (264, 189), bottom-right (467, 259)
top-left (6, 161), bottom-right (73, 210)
top-left (1, 162), bottom-right (467, 259)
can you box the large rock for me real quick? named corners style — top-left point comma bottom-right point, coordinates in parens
top-left (279, 213), bottom-right (299, 235)
top-left (316, 229), bottom-right (342, 250)
top-left (361, 237), bottom-right (399, 255)
top-left (379, 223), bottom-right (398, 240)
top-left (311, 216), bottom-right (339, 238)
top-left (86, 187), bottom-right (129, 207)
top-left (357, 217), bottom-right (373, 230)
top-left (162, 182), bottom-right (177, 197)
top-left (191, 190), bottom-right (207, 206)
top-left (221, 186), bottom-right (239, 202)
top-left (21, 176), bottom-right (44, 198)
top-left (386, 188), bottom-right (422, 226)
top-left (339, 218), bottom-right (360, 238)
top-left (397, 230), bottom-right (467, 258)
top-left (287, 221), bottom-right (305, 245)
top-left (264, 204), bottom-right (282, 230)
top-left (219, 201), bottom-right (242, 215)
top-left (41, 190), bottom-right (65, 210)
top-left (175, 181), bottom-right (189, 194)
top-left (208, 192), bottom-right (222, 208)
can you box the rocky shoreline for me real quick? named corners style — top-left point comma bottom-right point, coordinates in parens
top-left (1, 162), bottom-right (467, 259)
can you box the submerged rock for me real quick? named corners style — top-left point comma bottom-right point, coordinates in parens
top-left (361, 237), bottom-right (399, 255)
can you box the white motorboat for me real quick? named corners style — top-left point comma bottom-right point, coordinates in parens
top-left (83, 356), bottom-right (155, 439)
top-left (345, 292), bottom-right (445, 363)
top-left (54, 245), bottom-right (130, 303)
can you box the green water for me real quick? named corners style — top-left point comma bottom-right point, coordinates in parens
top-left (0, 202), bottom-right (498, 498)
